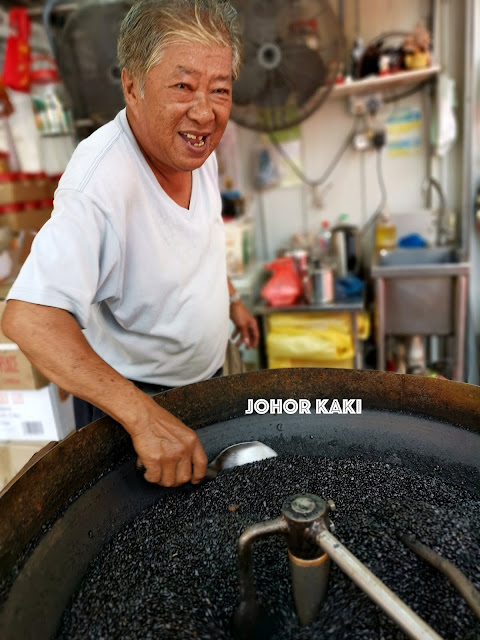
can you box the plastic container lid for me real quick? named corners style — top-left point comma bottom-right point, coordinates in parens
top-left (24, 171), bottom-right (47, 180)
top-left (17, 172), bottom-right (33, 181)
top-left (39, 198), bottom-right (54, 208)
top-left (0, 202), bottom-right (22, 214)
top-left (0, 172), bottom-right (19, 182)
top-left (23, 200), bottom-right (41, 210)
top-left (30, 68), bottom-right (61, 84)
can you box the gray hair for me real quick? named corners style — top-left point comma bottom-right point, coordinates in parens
top-left (118, 0), bottom-right (242, 93)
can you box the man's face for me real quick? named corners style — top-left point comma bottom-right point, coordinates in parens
top-left (123, 42), bottom-right (233, 177)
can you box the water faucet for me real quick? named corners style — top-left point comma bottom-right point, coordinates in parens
top-left (422, 177), bottom-right (448, 246)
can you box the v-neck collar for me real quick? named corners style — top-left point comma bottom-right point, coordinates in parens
top-left (118, 109), bottom-right (199, 215)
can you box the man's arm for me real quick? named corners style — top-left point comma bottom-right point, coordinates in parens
top-left (1, 300), bottom-right (207, 486)
top-left (227, 278), bottom-right (259, 349)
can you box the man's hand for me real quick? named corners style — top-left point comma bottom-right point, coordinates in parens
top-left (125, 394), bottom-right (208, 486)
top-left (230, 299), bottom-right (259, 349)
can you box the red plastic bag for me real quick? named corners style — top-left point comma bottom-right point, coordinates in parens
top-left (2, 8), bottom-right (31, 93)
top-left (260, 257), bottom-right (303, 307)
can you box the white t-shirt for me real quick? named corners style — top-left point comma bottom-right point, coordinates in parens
top-left (7, 109), bottom-right (229, 387)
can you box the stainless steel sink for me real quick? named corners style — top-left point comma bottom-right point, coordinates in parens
top-left (372, 247), bottom-right (469, 277)
top-left (377, 247), bottom-right (457, 266)
top-left (371, 246), bottom-right (470, 357)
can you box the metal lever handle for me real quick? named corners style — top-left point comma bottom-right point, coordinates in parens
top-left (312, 527), bottom-right (443, 640)
top-left (399, 532), bottom-right (480, 619)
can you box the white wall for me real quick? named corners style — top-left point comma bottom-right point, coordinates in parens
top-left (234, 0), bottom-right (466, 262)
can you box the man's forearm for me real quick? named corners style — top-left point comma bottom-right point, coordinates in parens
top-left (2, 300), bottom-right (208, 486)
top-left (1, 300), bottom-right (148, 431)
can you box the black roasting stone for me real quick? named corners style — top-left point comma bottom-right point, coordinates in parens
top-left (56, 455), bottom-right (480, 640)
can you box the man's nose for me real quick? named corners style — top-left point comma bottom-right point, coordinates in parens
top-left (188, 92), bottom-right (214, 124)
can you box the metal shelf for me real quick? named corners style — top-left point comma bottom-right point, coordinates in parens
top-left (332, 65), bottom-right (441, 98)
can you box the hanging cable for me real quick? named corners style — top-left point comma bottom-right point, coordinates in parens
top-left (375, 146), bottom-right (388, 212)
top-left (361, 146), bottom-right (388, 237)
top-left (267, 119), bottom-right (358, 188)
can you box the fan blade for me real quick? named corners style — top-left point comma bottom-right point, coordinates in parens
top-left (55, 1), bottom-right (131, 123)
top-left (277, 44), bottom-right (327, 106)
top-left (232, 41), bottom-right (268, 106)
top-left (257, 69), bottom-right (290, 108)
top-left (228, 0), bottom-right (345, 131)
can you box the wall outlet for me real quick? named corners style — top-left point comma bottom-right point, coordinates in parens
top-left (352, 127), bottom-right (387, 151)
top-left (352, 132), bottom-right (372, 151)
top-left (349, 93), bottom-right (383, 116)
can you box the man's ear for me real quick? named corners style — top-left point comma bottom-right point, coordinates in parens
top-left (122, 68), bottom-right (139, 108)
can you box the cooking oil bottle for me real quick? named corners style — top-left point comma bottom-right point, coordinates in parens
top-left (375, 205), bottom-right (397, 252)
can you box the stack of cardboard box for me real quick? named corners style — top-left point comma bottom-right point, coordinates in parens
top-left (0, 300), bottom-right (75, 492)
top-left (0, 170), bottom-right (60, 288)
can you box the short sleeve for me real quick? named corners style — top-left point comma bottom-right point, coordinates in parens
top-left (7, 190), bottom-right (121, 329)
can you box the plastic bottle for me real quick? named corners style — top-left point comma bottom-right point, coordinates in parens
top-left (407, 335), bottom-right (426, 374)
top-left (316, 220), bottom-right (331, 261)
top-left (375, 206), bottom-right (397, 252)
top-left (350, 37), bottom-right (365, 79)
top-left (30, 55), bottom-right (76, 175)
top-left (7, 90), bottom-right (43, 173)
top-left (395, 340), bottom-right (407, 374)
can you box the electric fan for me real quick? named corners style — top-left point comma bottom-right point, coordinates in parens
top-left (43, 0), bottom-right (132, 127)
top-left (230, 0), bottom-right (344, 131)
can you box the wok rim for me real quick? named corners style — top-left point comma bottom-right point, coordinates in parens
top-left (1, 368), bottom-right (479, 580)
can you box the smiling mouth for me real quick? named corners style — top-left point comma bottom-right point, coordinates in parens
top-left (180, 132), bottom-right (207, 147)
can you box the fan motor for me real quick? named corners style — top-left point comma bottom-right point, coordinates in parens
top-left (257, 42), bottom-right (282, 70)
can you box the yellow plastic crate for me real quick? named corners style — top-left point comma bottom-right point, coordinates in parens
top-left (267, 329), bottom-right (354, 362)
top-left (267, 311), bottom-right (370, 340)
top-left (268, 357), bottom-right (354, 369)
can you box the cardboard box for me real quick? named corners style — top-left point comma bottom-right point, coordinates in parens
top-left (0, 439), bottom-right (52, 491)
top-left (0, 206), bottom-right (52, 232)
top-left (0, 383), bottom-right (75, 442)
top-left (224, 217), bottom-right (254, 276)
top-left (0, 301), bottom-right (49, 390)
top-left (0, 173), bottom-right (52, 206)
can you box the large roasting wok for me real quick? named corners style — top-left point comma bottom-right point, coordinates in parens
top-left (0, 368), bottom-right (479, 639)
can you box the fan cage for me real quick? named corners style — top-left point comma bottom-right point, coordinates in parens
top-left (230, 0), bottom-right (344, 132)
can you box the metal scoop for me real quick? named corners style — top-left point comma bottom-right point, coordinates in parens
top-left (203, 441), bottom-right (278, 481)
top-left (137, 441), bottom-right (278, 482)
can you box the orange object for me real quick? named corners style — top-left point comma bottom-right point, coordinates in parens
top-left (0, 83), bottom-right (13, 118)
top-left (260, 256), bottom-right (303, 307)
top-left (2, 8), bottom-right (32, 93)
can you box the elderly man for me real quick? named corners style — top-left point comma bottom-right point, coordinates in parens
top-left (1, 0), bottom-right (258, 487)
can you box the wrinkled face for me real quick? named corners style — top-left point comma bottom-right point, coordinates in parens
top-left (122, 42), bottom-right (233, 177)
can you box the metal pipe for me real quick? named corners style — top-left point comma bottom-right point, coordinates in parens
top-left (232, 517), bottom-right (289, 640)
top-left (312, 527), bottom-right (443, 640)
top-left (454, 274), bottom-right (468, 381)
top-left (376, 278), bottom-right (386, 371)
top-left (288, 550), bottom-right (330, 625)
top-left (422, 177), bottom-right (448, 246)
top-left (281, 494), bottom-right (332, 625)
top-left (236, 516), bottom-right (288, 603)
top-left (461, 0), bottom-right (475, 260)
top-left (399, 533), bottom-right (480, 618)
